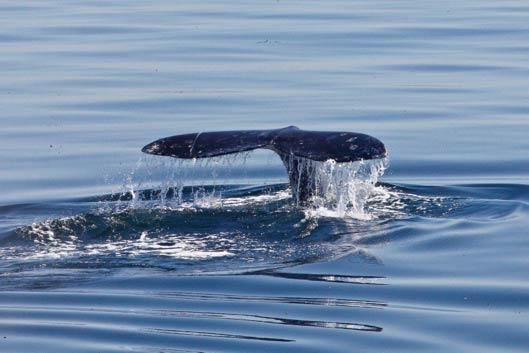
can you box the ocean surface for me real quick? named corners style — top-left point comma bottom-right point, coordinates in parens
top-left (1, 1), bottom-right (529, 352)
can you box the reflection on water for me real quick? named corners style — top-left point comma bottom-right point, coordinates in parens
top-left (156, 290), bottom-right (387, 309)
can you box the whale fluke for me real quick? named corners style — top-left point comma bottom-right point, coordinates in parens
top-left (142, 126), bottom-right (387, 202)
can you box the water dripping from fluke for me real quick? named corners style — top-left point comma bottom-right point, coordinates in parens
top-left (106, 152), bottom-right (390, 221)
top-left (140, 126), bottom-right (389, 218)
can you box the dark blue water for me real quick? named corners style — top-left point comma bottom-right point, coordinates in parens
top-left (1, 1), bottom-right (529, 352)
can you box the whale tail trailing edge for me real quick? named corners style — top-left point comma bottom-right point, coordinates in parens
top-left (142, 130), bottom-right (272, 159)
top-left (142, 126), bottom-right (386, 163)
top-left (142, 126), bottom-right (387, 202)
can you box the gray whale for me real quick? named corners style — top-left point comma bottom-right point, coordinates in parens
top-left (142, 126), bottom-right (387, 202)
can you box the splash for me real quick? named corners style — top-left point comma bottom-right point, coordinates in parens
top-left (105, 153), bottom-right (389, 220)
top-left (284, 156), bottom-right (389, 219)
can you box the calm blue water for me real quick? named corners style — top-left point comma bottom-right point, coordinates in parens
top-left (1, 1), bottom-right (529, 352)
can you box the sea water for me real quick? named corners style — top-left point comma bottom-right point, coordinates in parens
top-left (1, 1), bottom-right (529, 352)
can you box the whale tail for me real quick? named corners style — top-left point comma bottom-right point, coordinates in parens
top-left (142, 126), bottom-right (387, 202)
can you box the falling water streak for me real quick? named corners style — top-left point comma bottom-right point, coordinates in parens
top-left (101, 152), bottom-right (389, 220)
top-left (103, 152), bottom-right (256, 210)
top-left (283, 157), bottom-right (388, 219)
